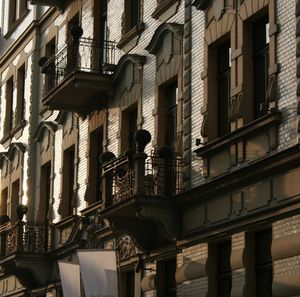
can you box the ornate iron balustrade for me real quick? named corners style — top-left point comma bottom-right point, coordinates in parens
top-left (41, 37), bottom-right (116, 96)
top-left (101, 150), bottom-right (183, 206)
top-left (145, 151), bottom-right (183, 197)
top-left (0, 221), bottom-right (52, 257)
top-left (102, 155), bottom-right (135, 205)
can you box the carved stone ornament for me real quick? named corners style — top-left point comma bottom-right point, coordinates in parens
top-left (117, 235), bottom-right (140, 260)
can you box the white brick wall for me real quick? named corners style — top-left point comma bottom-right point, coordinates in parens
top-left (276, 0), bottom-right (297, 150)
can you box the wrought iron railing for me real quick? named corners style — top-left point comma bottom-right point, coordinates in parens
top-left (0, 221), bottom-right (52, 257)
top-left (101, 151), bottom-right (183, 206)
top-left (41, 37), bottom-right (116, 96)
top-left (145, 151), bottom-right (183, 197)
top-left (102, 155), bottom-right (135, 205)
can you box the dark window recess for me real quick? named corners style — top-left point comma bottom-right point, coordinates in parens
top-left (89, 128), bottom-right (103, 203)
top-left (16, 64), bottom-right (25, 124)
top-left (253, 16), bottom-right (269, 119)
top-left (62, 147), bottom-right (75, 218)
top-left (19, 0), bottom-right (27, 15)
top-left (255, 229), bottom-right (273, 297)
top-left (11, 180), bottom-right (20, 223)
top-left (8, 0), bottom-right (27, 29)
top-left (217, 40), bottom-right (231, 137)
top-left (125, 0), bottom-right (141, 32)
top-left (67, 14), bottom-right (80, 73)
top-left (99, 0), bottom-right (108, 65)
top-left (40, 162), bottom-right (51, 250)
top-left (0, 188), bottom-right (8, 217)
top-left (6, 77), bottom-right (14, 133)
top-left (126, 271), bottom-right (135, 297)
top-left (8, 0), bottom-right (17, 27)
top-left (165, 82), bottom-right (178, 152)
top-left (217, 240), bottom-right (232, 297)
top-left (41, 162), bottom-right (51, 221)
top-left (45, 38), bottom-right (56, 91)
top-left (128, 108), bottom-right (138, 150)
top-left (164, 259), bottom-right (177, 297)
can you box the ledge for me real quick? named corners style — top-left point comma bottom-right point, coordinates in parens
top-left (54, 215), bottom-right (78, 229)
top-left (195, 112), bottom-right (282, 156)
top-left (117, 23), bottom-right (145, 50)
top-left (151, 0), bottom-right (181, 20)
top-left (80, 201), bottom-right (102, 217)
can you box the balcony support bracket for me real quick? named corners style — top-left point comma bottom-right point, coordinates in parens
top-left (0, 255), bottom-right (53, 289)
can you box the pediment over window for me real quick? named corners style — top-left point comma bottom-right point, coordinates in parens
top-left (114, 55), bottom-right (146, 84)
top-left (35, 121), bottom-right (58, 142)
top-left (146, 23), bottom-right (183, 55)
top-left (0, 143), bottom-right (26, 176)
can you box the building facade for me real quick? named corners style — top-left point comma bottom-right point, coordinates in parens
top-left (0, 0), bottom-right (299, 296)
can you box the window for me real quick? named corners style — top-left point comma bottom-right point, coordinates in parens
top-left (40, 162), bottom-right (52, 223)
top-left (88, 128), bottom-right (103, 204)
top-left (16, 64), bottom-right (25, 125)
top-left (10, 179), bottom-right (20, 223)
top-left (217, 240), bottom-right (232, 297)
top-left (164, 259), bottom-right (177, 297)
top-left (253, 15), bottom-right (269, 119)
top-left (99, 0), bottom-right (108, 65)
top-left (8, 0), bottom-right (27, 29)
top-left (124, 0), bottom-right (141, 33)
top-left (67, 14), bottom-right (80, 74)
top-left (158, 81), bottom-right (178, 151)
top-left (126, 271), bottom-right (135, 297)
top-left (0, 188), bottom-right (8, 217)
top-left (164, 82), bottom-right (178, 152)
top-left (217, 40), bottom-right (231, 137)
top-left (45, 38), bottom-right (56, 92)
top-left (157, 258), bottom-right (177, 297)
top-left (255, 229), bottom-right (273, 297)
top-left (61, 146), bottom-right (75, 218)
top-left (121, 105), bottom-right (138, 152)
top-left (4, 76), bottom-right (14, 136)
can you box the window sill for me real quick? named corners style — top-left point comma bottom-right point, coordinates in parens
top-left (195, 112), bottom-right (282, 157)
top-left (151, 0), bottom-right (181, 21)
top-left (80, 201), bottom-right (102, 217)
top-left (117, 23), bottom-right (145, 50)
top-left (4, 9), bottom-right (30, 39)
top-left (0, 120), bottom-right (26, 145)
top-left (55, 215), bottom-right (78, 230)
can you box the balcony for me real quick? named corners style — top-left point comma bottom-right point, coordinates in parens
top-left (195, 111), bottom-right (281, 178)
top-left (40, 37), bottom-right (116, 114)
top-left (0, 218), bottom-right (52, 289)
top-left (99, 130), bottom-right (183, 251)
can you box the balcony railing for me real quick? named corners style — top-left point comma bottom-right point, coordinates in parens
top-left (0, 221), bottom-right (52, 257)
top-left (41, 37), bottom-right (116, 97)
top-left (101, 150), bottom-right (183, 207)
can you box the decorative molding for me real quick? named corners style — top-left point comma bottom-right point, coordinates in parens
top-left (113, 54), bottom-right (146, 83)
top-left (117, 235), bottom-right (140, 260)
top-left (146, 23), bottom-right (183, 55)
top-left (34, 121), bottom-right (58, 142)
